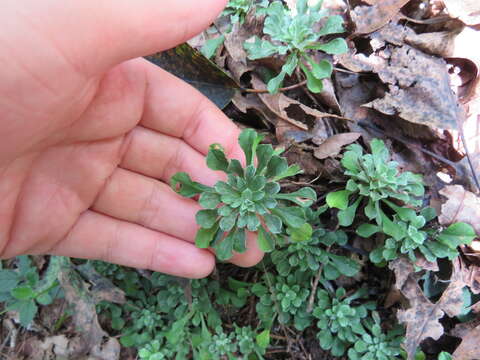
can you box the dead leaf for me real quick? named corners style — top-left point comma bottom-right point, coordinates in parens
top-left (452, 321), bottom-right (480, 359)
top-left (369, 22), bottom-right (461, 58)
top-left (352, 0), bottom-right (410, 35)
top-left (365, 45), bottom-right (461, 130)
top-left (251, 76), bottom-right (346, 132)
top-left (391, 257), bottom-right (468, 359)
top-left (58, 260), bottom-right (120, 360)
top-left (222, 9), bottom-right (262, 82)
top-left (314, 132), bottom-right (362, 159)
top-left (443, 0), bottom-right (480, 26)
top-left (396, 275), bottom-right (445, 360)
top-left (439, 185), bottom-right (480, 235)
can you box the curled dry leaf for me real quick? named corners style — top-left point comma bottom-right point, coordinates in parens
top-left (451, 321), bottom-right (480, 360)
top-left (390, 257), bottom-right (468, 359)
top-left (439, 185), bottom-right (480, 235)
top-left (352, 0), bottom-right (410, 35)
top-left (58, 262), bottom-right (121, 360)
top-left (365, 45), bottom-right (461, 130)
top-left (313, 132), bottom-right (362, 159)
top-left (251, 76), bottom-right (345, 132)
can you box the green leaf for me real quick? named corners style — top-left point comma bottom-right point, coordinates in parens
top-left (227, 159), bottom-right (244, 177)
top-left (317, 15), bottom-right (345, 36)
top-left (326, 190), bottom-right (351, 210)
top-left (289, 223), bottom-right (313, 242)
top-left (239, 128), bottom-right (264, 166)
top-left (0, 270), bottom-right (19, 292)
top-left (274, 187), bottom-right (317, 207)
top-left (171, 172), bottom-right (211, 198)
top-left (195, 223), bottom-right (219, 248)
top-left (267, 70), bottom-right (287, 94)
top-left (196, 209), bottom-right (218, 229)
top-left (318, 329), bottom-right (333, 349)
top-left (296, 0), bottom-right (308, 15)
top-left (256, 144), bottom-right (275, 173)
top-left (264, 214), bottom-right (283, 234)
top-left (206, 143), bottom-right (229, 171)
top-left (232, 228), bottom-right (247, 253)
top-left (244, 36), bottom-right (278, 60)
top-left (420, 207), bottom-right (437, 222)
top-left (11, 286), bottom-right (35, 300)
top-left (329, 254), bottom-right (360, 277)
top-left (338, 197), bottom-right (361, 227)
top-left (436, 222), bottom-right (476, 249)
top-left (257, 226), bottom-right (276, 252)
top-left (220, 213), bottom-right (238, 232)
top-left (300, 62), bottom-right (323, 93)
top-left (272, 207), bottom-right (306, 228)
top-left (36, 292), bottom-right (53, 305)
top-left (311, 38), bottom-right (348, 54)
top-left (341, 145), bottom-right (362, 172)
top-left (199, 192), bottom-right (221, 209)
top-left (265, 155), bottom-right (288, 179)
top-left (9, 300), bottom-right (38, 327)
top-left (273, 164), bottom-right (303, 181)
top-left (382, 213), bottom-right (405, 241)
top-left (200, 35), bottom-right (225, 59)
top-left (369, 247), bottom-right (384, 264)
top-left (215, 231), bottom-right (237, 260)
top-left (356, 223), bottom-right (380, 237)
top-left (306, 57), bottom-right (333, 80)
top-left (256, 329), bottom-right (271, 348)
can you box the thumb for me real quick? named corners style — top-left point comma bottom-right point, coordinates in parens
top-left (8, 0), bottom-right (227, 76)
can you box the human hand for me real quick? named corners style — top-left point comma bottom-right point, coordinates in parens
top-left (0, 0), bottom-right (264, 278)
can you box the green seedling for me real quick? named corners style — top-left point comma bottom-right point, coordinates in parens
top-left (244, 0), bottom-right (348, 93)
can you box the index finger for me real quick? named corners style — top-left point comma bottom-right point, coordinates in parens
top-left (139, 60), bottom-right (245, 161)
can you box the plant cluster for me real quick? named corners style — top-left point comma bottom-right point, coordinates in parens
top-left (0, 256), bottom-right (61, 326)
top-left (222, 0), bottom-right (268, 24)
top-left (168, 129), bottom-right (475, 359)
top-left (327, 139), bottom-right (476, 264)
top-left (2, 128), bottom-right (476, 360)
top-left (244, 0), bottom-right (348, 93)
top-left (171, 128), bottom-right (316, 260)
top-left (92, 262), bottom-right (269, 360)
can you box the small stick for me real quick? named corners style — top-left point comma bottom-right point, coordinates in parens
top-left (242, 80), bottom-right (307, 94)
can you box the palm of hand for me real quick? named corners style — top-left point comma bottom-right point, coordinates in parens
top-left (0, 0), bottom-right (262, 278)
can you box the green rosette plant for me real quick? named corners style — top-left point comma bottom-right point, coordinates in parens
top-left (313, 287), bottom-right (374, 357)
top-left (348, 313), bottom-right (404, 360)
top-left (171, 128), bottom-right (317, 260)
top-left (357, 204), bottom-right (476, 264)
top-left (326, 139), bottom-right (425, 227)
top-left (244, 0), bottom-right (348, 93)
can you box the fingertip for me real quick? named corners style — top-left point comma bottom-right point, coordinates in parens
top-left (229, 232), bottom-right (265, 268)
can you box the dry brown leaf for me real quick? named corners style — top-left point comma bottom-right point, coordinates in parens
top-left (221, 10), bottom-right (262, 82)
top-left (452, 321), bottom-right (480, 359)
top-left (439, 185), bottom-right (480, 235)
top-left (396, 275), bottom-right (445, 360)
top-left (391, 257), bottom-right (467, 359)
top-left (314, 132), bottom-right (362, 159)
top-left (58, 265), bottom-right (121, 360)
top-left (352, 0), bottom-right (410, 35)
top-left (444, 0), bottom-right (480, 26)
top-left (365, 45), bottom-right (461, 130)
top-left (251, 76), bottom-right (345, 132)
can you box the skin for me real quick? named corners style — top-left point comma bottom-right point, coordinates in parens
top-left (0, 0), bottom-right (264, 278)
